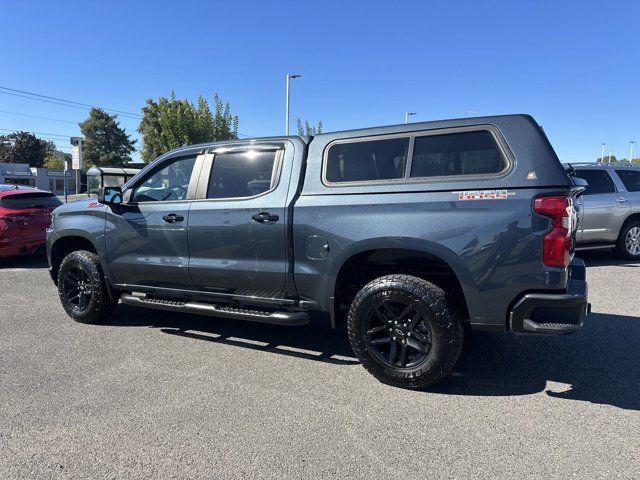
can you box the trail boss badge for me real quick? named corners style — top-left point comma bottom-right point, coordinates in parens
top-left (454, 190), bottom-right (516, 200)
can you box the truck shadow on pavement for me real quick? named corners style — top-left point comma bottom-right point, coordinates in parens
top-left (0, 253), bottom-right (49, 269)
top-left (580, 250), bottom-right (640, 267)
top-left (107, 305), bottom-right (359, 366)
top-left (433, 312), bottom-right (640, 411)
top-left (106, 305), bottom-right (639, 410)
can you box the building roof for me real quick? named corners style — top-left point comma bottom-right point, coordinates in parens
top-left (86, 166), bottom-right (141, 176)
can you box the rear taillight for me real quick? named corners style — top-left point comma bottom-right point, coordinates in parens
top-left (534, 195), bottom-right (572, 267)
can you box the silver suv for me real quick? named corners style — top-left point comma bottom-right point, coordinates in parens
top-left (569, 163), bottom-right (640, 259)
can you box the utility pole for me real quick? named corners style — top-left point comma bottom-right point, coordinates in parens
top-left (608, 148), bottom-right (612, 163)
top-left (630, 141), bottom-right (635, 163)
top-left (285, 73), bottom-right (302, 135)
top-left (601, 143), bottom-right (606, 163)
top-left (405, 112), bottom-right (417, 124)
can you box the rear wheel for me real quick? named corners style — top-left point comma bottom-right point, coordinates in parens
top-left (615, 221), bottom-right (640, 260)
top-left (347, 274), bottom-right (463, 389)
top-left (57, 250), bottom-right (118, 323)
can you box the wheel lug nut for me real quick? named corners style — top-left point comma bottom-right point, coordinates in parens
top-left (392, 336), bottom-right (397, 341)
top-left (407, 332), bottom-right (411, 337)
top-left (389, 328), bottom-right (393, 332)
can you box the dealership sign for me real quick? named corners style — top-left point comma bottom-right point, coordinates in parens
top-left (72, 144), bottom-right (81, 170)
top-left (70, 137), bottom-right (83, 170)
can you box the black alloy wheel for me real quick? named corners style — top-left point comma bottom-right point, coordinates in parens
top-left (364, 298), bottom-right (432, 369)
top-left (63, 265), bottom-right (94, 313)
top-left (57, 250), bottom-right (118, 323)
top-left (347, 274), bottom-right (463, 389)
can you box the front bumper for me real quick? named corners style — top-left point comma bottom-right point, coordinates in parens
top-left (509, 257), bottom-right (589, 335)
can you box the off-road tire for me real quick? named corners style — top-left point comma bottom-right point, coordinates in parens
top-left (615, 220), bottom-right (640, 260)
top-left (57, 250), bottom-right (118, 323)
top-left (347, 274), bottom-right (463, 389)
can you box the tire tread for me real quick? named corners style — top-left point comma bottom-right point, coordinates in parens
top-left (57, 250), bottom-right (117, 324)
top-left (347, 274), bottom-right (463, 389)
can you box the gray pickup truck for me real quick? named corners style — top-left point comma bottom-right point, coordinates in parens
top-left (47, 114), bottom-right (589, 389)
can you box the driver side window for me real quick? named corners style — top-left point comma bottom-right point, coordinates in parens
top-left (131, 156), bottom-right (196, 203)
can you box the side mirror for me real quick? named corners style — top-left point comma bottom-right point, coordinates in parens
top-left (571, 177), bottom-right (588, 197)
top-left (98, 186), bottom-right (123, 205)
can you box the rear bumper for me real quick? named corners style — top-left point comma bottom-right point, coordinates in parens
top-left (0, 237), bottom-right (46, 258)
top-left (509, 257), bottom-right (589, 335)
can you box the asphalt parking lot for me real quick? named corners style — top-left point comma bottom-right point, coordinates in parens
top-left (1, 253), bottom-right (638, 479)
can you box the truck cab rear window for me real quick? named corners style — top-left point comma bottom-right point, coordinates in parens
top-left (207, 150), bottom-right (279, 199)
top-left (410, 131), bottom-right (506, 178)
top-left (0, 192), bottom-right (62, 209)
top-left (325, 137), bottom-right (409, 183)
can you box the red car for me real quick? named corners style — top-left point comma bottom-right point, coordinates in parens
top-left (0, 185), bottom-right (62, 258)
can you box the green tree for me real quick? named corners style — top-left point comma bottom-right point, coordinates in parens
top-left (43, 150), bottom-right (72, 169)
top-left (79, 108), bottom-right (136, 167)
top-left (138, 92), bottom-right (239, 162)
top-left (296, 118), bottom-right (323, 136)
top-left (0, 131), bottom-right (56, 167)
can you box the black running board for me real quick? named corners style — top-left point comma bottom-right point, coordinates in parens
top-left (120, 294), bottom-right (310, 326)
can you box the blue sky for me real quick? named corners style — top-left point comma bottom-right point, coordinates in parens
top-left (1, 0), bottom-right (639, 163)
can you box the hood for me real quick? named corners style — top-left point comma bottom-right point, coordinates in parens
top-left (53, 197), bottom-right (107, 216)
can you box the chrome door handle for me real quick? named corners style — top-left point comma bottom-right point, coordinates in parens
top-left (617, 197), bottom-right (629, 203)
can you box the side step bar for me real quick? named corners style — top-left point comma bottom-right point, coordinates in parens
top-left (120, 294), bottom-right (310, 326)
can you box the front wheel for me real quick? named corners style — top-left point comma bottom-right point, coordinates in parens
top-left (615, 221), bottom-right (640, 260)
top-left (347, 274), bottom-right (463, 389)
top-left (57, 250), bottom-right (118, 323)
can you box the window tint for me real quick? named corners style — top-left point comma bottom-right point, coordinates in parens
top-left (411, 131), bottom-right (506, 178)
top-left (616, 170), bottom-right (640, 192)
top-left (574, 170), bottom-right (616, 195)
top-left (131, 156), bottom-right (196, 202)
top-left (207, 150), bottom-right (278, 199)
top-left (0, 192), bottom-right (62, 209)
top-left (325, 137), bottom-right (409, 183)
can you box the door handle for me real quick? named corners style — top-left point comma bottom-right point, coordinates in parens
top-left (163, 213), bottom-right (184, 223)
top-left (617, 197), bottom-right (629, 203)
top-left (251, 211), bottom-right (279, 223)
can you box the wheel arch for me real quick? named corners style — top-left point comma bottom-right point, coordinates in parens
top-left (50, 234), bottom-right (100, 284)
top-left (330, 237), bottom-right (475, 326)
top-left (620, 213), bottom-right (640, 232)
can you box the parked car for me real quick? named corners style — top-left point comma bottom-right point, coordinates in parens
top-left (0, 184), bottom-right (62, 258)
top-left (568, 163), bottom-right (640, 259)
top-left (47, 114), bottom-right (589, 389)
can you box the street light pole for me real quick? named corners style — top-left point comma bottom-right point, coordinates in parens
top-left (285, 73), bottom-right (302, 136)
top-left (63, 157), bottom-right (68, 204)
top-left (601, 143), bottom-right (606, 163)
top-left (405, 112), bottom-right (417, 124)
top-left (630, 141), bottom-right (635, 163)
